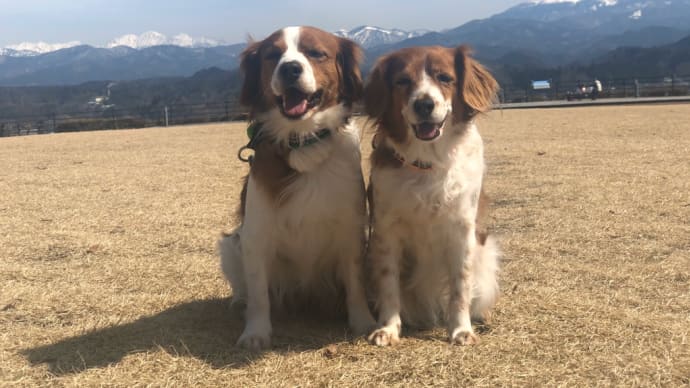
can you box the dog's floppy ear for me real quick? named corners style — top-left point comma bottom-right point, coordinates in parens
top-left (240, 40), bottom-right (263, 108)
top-left (455, 45), bottom-right (499, 121)
top-left (336, 38), bottom-right (364, 105)
top-left (363, 56), bottom-right (390, 120)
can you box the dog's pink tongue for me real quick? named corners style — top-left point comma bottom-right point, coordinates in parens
top-left (416, 123), bottom-right (440, 140)
top-left (283, 89), bottom-right (309, 117)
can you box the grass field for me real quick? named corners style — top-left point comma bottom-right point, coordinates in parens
top-left (1, 104), bottom-right (688, 387)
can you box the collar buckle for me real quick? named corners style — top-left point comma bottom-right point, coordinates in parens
top-left (392, 150), bottom-right (433, 171)
top-left (238, 123), bottom-right (333, 164)
top-left (238, 122), bottom-right (264, 164)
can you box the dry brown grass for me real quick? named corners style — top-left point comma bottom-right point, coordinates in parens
top-left (1, 104), bottom-right (688, 387)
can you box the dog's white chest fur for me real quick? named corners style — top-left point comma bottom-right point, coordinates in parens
top-left (373, 124), bottom-right (485, 223)
top-left (264, 124), bottom-right (366, 268)
top-left (228, 122), bottom-right (366, 299)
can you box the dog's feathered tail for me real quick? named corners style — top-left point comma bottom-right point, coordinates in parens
top-left (219, 231), bottom-right (247, 308)
top-left (470, 234), bottom-right (500, 323)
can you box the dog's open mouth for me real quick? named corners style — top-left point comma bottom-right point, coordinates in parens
top-left (278, 88), bottom-right (323, 119)
top-left (412, 120), bottom-right (445, 141)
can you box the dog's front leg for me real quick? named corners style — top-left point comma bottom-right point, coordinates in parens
top-left (367, 231), bottom-right (402, 346)
top-left (447, 222), bottom-right (479, 345)
top-left (338, 237), bottom-right (376, 335)
top-left (236, 223), bottom-right (274, 351)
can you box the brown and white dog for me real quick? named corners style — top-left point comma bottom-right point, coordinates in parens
top-left (364, 46), bottom-right (500, 346)
top-left (219, 26), bottom-right (375, 351)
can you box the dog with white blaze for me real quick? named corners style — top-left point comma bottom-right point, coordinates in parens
top-left (364, 45), bottom-right (501, 346)
top-left (219, 26), bottom-right (375, 351)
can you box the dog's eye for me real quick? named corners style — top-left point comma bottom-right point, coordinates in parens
top-left (437, 73), bottom-right (454, 84)
top-left (306, 49), bottom-right (327, 59)
top-left (395, 77), bottom-right (412, 87)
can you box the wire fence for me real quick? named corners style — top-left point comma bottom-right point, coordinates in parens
top-left (2, 74), bottom-right (689, 137)
top-left (0, 100), bottom-right (247, 137)
top-left (500, 74), bottom-right (690, 103)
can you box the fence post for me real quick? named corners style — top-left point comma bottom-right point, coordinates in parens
top-left (634, 79), bottom-right (639, 98)
top-left (111, 110), bottom-right (118, 129)
top-left (622, 78), bottom-right (626, 97)
top-left (671, 75), bottom-right (675, 95)
top-left (164, 106), bottom-right (169, 127)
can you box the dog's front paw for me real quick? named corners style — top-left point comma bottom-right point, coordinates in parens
top-left (450, 329), bottom-right (480, 346)
top-left (368, 326), bottom-right (400, 346)
top-left (237, 329), bottom-right (271, 351)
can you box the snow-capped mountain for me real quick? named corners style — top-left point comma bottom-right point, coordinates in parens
top-left (106, 31), bottom-right (223, 49)
top-left (362, 0), bottom-right (690, 69)
top-left (106, 31), bottom-right (167, 49)
top-left (1, 32), bottom-right (224, 58)
top-left (0, 43), bottom-right (246, 86)
top-left (0, 41), bottom-right (82, 57)
top-left (497, 0), bottom-right (690, 32)
top-left (334, 26), bottom-right (430, 48)
top-left (2, 0), bottom-right (689, 87)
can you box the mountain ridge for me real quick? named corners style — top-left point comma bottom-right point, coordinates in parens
top-left (2, 27), bottom-right (426, 57)
top-left (1, 31), bottom-right (226, 57)
top-left (0, 44), bottom-right (245, 87)
top-left (334, 26), bottom-right (430, 48)
top-left (2, 0), bottom-right (690, 86)
top-left (2, 33), bottom-right (689, 120)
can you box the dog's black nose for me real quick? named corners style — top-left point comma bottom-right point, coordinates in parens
top-left (279, 61), bottom-right (303, 84)
top-left (413, 98), bottom-right (435, 119)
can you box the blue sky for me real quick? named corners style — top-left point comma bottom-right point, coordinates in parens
top-left (0, 0), bottom-right (524, 46)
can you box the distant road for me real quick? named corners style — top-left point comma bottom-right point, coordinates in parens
top-left (498, 96), bottom-right (690, 110)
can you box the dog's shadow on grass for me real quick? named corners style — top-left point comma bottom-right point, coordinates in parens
top-left (21, 298), bottom-right (352, 375)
